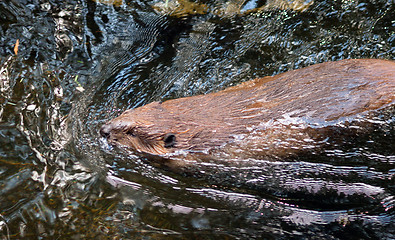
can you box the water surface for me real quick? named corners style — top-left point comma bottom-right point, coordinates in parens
top-left (0, 0), bottom-right (394, 238)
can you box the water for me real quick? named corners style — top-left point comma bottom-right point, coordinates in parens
top-left (0, 0), bottom-right (394, 238)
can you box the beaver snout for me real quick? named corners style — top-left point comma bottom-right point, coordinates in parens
top-left (100, 123), bottom-right (112, 138)
top-left (100, 119), bottom-right (136, 140)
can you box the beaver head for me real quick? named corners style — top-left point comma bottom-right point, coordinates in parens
top-left (100, 89), bottom-right (257, 163)
top-left (100, 59), bottom-right (395, 168)
top-left (99, 101), bottom-right (195, 156)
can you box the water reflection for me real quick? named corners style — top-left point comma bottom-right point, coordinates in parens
top-left (1, 0), bottom-right (395, 238)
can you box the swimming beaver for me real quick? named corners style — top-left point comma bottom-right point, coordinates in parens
top-left (100, 59), bottom-right (395, 170)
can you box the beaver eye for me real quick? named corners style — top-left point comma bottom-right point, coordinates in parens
top-left (125, 128), bottom-right (136, 137)
top-left (163, 133), bottom-right (176, 148)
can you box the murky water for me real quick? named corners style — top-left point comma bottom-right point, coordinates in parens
top-left (1, 0), bottom-right (394, 239)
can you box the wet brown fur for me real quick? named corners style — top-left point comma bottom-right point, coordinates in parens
top-left (100, 59), bottom-right (395, 169)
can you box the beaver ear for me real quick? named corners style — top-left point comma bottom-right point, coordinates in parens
top-left (163, 133), bottom-right (176, 148)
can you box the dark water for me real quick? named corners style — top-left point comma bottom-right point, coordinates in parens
top-left (1, 0), bottom-right (394, 239)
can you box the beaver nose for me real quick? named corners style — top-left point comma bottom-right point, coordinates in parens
top-left (100, 124), bottom-right (112, 138)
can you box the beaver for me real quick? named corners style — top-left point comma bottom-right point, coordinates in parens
top-left (100, 59), bottom-right (395, 171)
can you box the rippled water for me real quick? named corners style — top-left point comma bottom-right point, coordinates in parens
top-left (1, 0), bottom-right (394, 239)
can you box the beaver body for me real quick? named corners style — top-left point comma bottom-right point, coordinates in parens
top-left (100, 59), bottom-right (395, 170)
